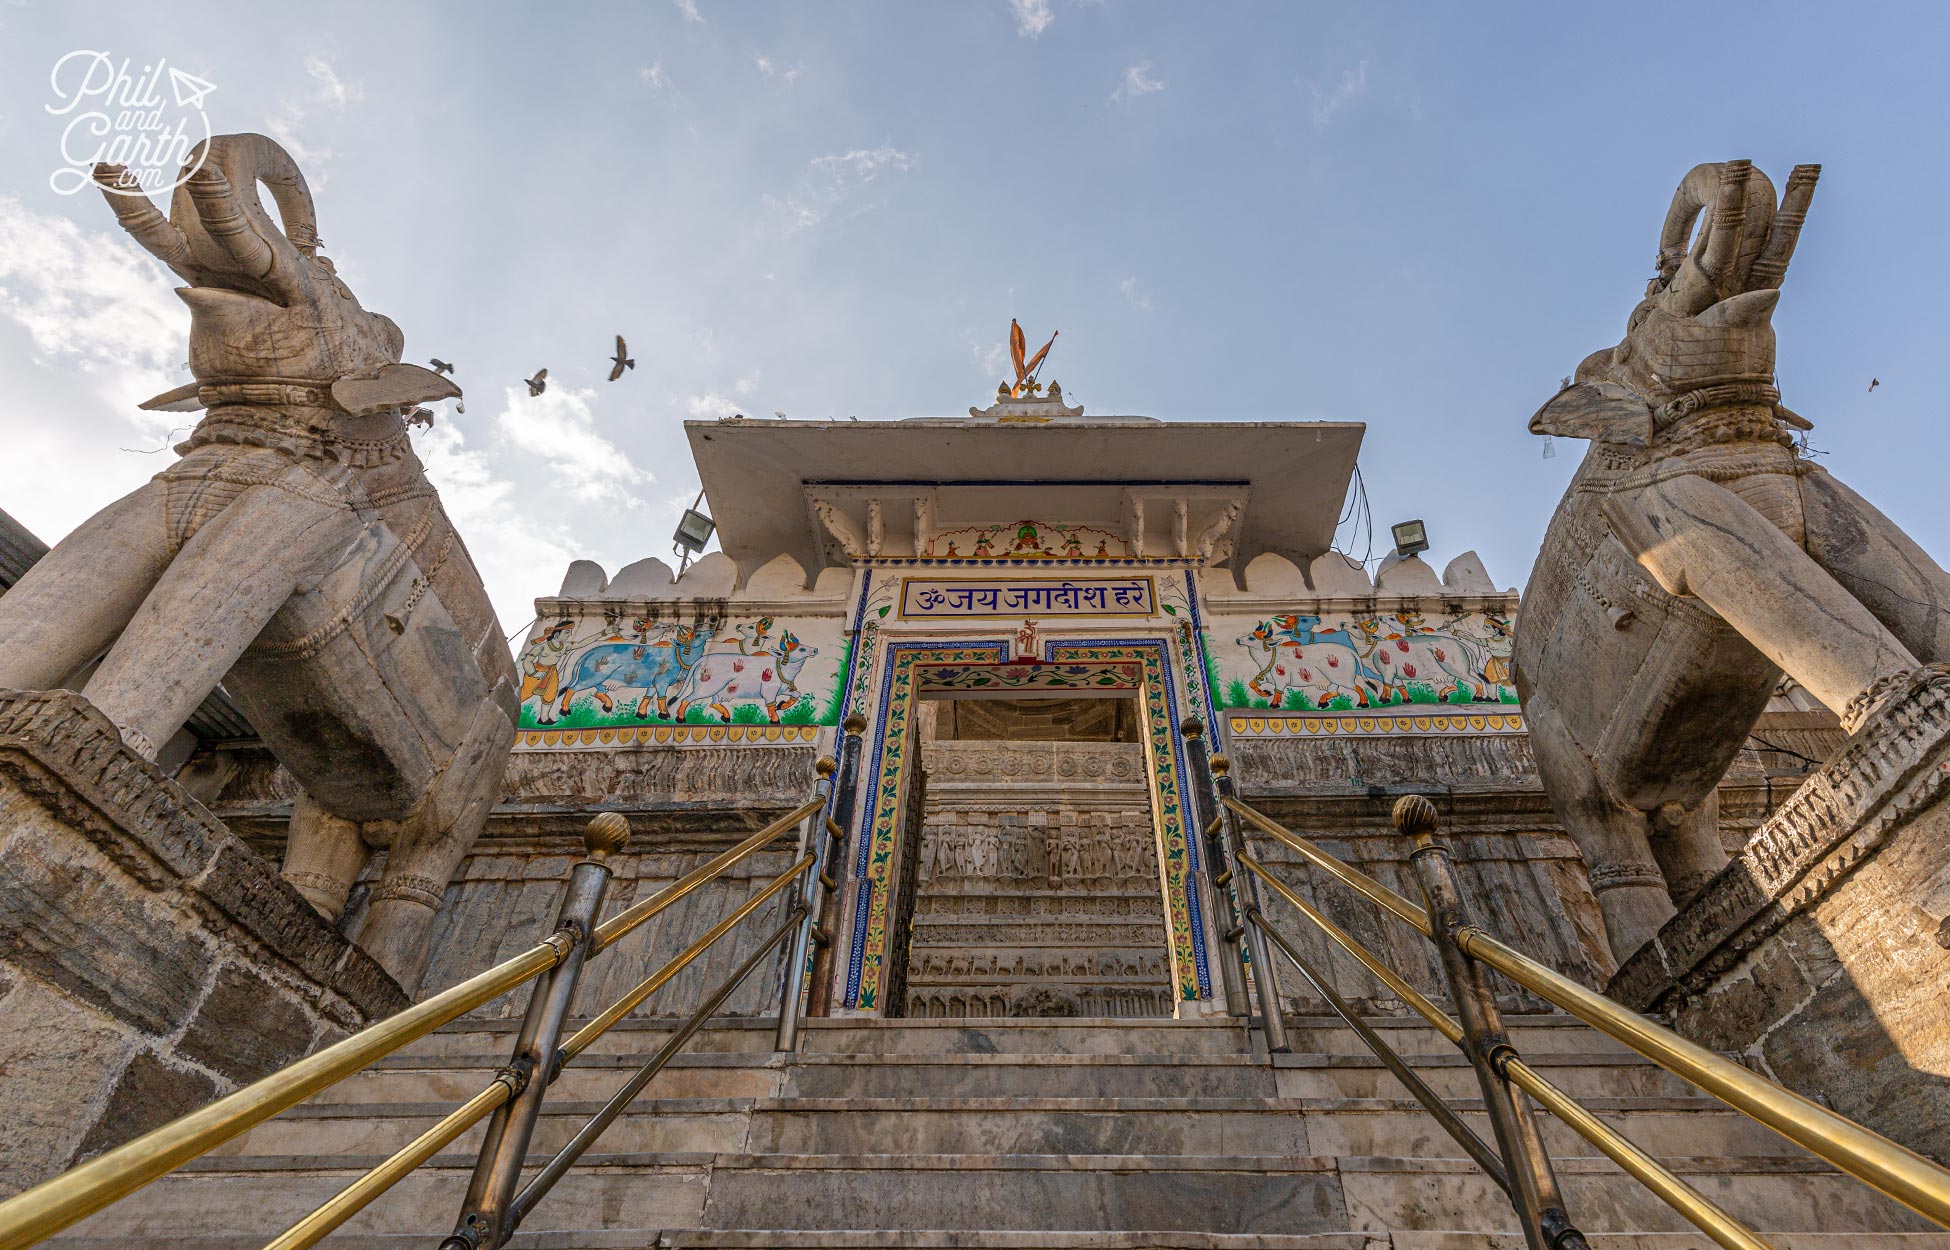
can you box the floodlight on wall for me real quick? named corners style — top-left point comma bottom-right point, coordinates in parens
top-left (1390, 519), bottom-right (1430, 558)
top-left (672, 489), bottom-right (716, 575)
top-left (673, 509), bottom-right (715, 554)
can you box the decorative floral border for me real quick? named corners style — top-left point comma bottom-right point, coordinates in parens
top-left (1226, 712), bottom-right (1525, 737)
top-left (842, 639), bottom-right (1212, 1010)
top-left (516, 724), bottom-right (820, 749)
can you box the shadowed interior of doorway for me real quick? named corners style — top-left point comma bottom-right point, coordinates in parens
top-left (895, 695), bottom-right (1177, 1019)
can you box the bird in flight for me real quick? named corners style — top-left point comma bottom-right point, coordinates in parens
top-left (525, 368), bottom-right (549, 397)
top-left (430, 358), bottom-right (455, 376)
top-left (1869, 377), bottom-right (1880, 392)
top-left (609, 335), bottom-right (635, 382)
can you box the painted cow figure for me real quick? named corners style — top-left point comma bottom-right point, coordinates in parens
top-left (1236, 619), bottom-right (1376, 708)
top-left (673, 630), bottom-right (819, 723)
top-left (557, 625), bottom-right (716, 720)
top-left (1352, 616), bottom-right (1493, 702)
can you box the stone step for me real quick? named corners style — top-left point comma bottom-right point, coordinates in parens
top-left (53, 1151), bottom-right (1944, 1241)
top-left (209, 1094), bottom-right (1796, 1164)
top-left (314, 1049), bottom-right (1701, 1107)
top-left (413, 1014), bottom-right (1638, 1060)
top-left (42, 1234), bottom-right (1950, 1250)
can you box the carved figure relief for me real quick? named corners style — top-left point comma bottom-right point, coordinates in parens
top-left (0, 136), bottom-right (516, 991)
top-left (1518, 160), bottom-right (1950, 961)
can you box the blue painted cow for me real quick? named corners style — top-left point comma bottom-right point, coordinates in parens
top-left (556, 624), bottom-right (716, 721)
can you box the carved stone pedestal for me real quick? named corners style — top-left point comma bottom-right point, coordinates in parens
top-left (1610, 667), bottom-right (1950, 1161)
top-left (0, 690), bottom-right (408, 1198)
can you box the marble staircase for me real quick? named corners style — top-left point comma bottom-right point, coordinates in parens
top-left (48, 1016), bottom-right (1950, 1249)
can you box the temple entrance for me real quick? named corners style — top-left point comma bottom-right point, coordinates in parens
top-left (891, 694), bottom-right (1176, 1018)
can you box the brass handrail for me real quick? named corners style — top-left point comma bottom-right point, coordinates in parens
top-left (1456, 917), bottom-right (1950, 1228)
top-left (1223, 794), bottom-right (1432, 935)
top-left (1239, 852), bottom-right (1458, 1042)
top-left (1227, 794), bottom-right (1950, 1232)
top-left (507, 912), bottom-right (803, 1231)
top-left (1503, 1056), bottom-right (1773, 1250)
top-left (263, 1079), bottom-right (516, 1250)
top-left (563, 854), bottom-right (815, 1060)
top-left (0, 933), bottom-right (568, 1250)
top-left (1250, 908), bottom-right (1511, 1191)
top-left (592, 796), bottom-right (821, 951)
top-left (1239, 852), bottom-right (1776, 1250)
top-left (0, 795), bottom-right (823, 1250)
top-left (274, 854), bottom-right (816, 1250)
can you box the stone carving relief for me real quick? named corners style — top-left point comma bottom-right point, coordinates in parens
top-left (0, 135), bottom-right (515, 991)
top-left (919, 810), bottom-right (1158, 890)
top-left (1518, 159), bottom-right (1950, 962)
top-left (903, 738), bottom-right (1175, 1019)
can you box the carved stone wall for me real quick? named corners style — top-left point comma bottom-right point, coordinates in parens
top-left (1225, 711), bottom-right (1836, 1018)
top-left (1610, 670), bottom-right (1950, 1162)
top-left (0, 692), bottom-right (408, 1198)
top-left (904, 740), bottom-right (1174, 1019)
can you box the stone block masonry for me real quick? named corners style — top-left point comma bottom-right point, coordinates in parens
top-left (1613, 666), bottom-right (1950, 1162)
top-left (0, 689), bottom-right (408, 1198)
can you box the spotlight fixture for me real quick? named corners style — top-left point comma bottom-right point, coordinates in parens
top-left (1390, 519), bottom-right (1430, 558)
top-left (673, 508), bottom-right (716, 555)
top-left (672, 488), bottom-right (716, 575)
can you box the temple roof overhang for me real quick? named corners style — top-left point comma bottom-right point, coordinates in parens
top-left (687, 417), bottom-right (1365, 580)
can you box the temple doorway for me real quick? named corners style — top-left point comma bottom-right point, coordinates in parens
top-left (888, 694), bottom-right (1177, 1019)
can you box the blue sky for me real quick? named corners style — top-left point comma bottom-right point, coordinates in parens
top-left (0, 2), bottom-right (1945, 631)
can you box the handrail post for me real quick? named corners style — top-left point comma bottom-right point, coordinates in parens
top-left (1394, 795), bottom-right (1587, 1250)
top-left (441, 814), bottom-right (628, 1250)
top-left (775, 756), bottom-right (839, 1051)
top-left (807, 714), bottom-right (865, 1018)
top-left (1182, 719), bottom-right (1249, 1018)
top-left (1212, 755), bottom-right (1289, 1053)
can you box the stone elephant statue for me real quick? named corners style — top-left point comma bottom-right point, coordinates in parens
top-left (1516, 159), bottom-right (1950, 964)
top-left (0, 134), bottom-right (519, 992)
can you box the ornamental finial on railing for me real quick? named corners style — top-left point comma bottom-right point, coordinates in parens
top-left (1392, 794), bottom-right (1440, 840)
top-left (815, 756), bottom-right (837, 778)
top-left (1211, 753), bottom-right (1230, 776)
top-left (582, 813), bottom-right (631, 861)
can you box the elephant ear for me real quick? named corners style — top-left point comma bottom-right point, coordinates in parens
top-left (332, 363), bottom-right (462, 417)
top-left (138, 381), bottom-right (206, 413)
top-left (1529, 381), bottom-right (1654, 447)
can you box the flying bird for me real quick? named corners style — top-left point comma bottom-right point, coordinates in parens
top-left (430, 358), bottom-right (455, 376)
top-left (774, 409), bottom-right (787, 419)
top-left (1869, 377), bottom-right (1880, 392)
top-left (525, 368), bottom-right (548, 397)
top-left (608, 335), bottom-right (635, 382)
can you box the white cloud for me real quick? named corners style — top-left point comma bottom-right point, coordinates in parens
top-left (1311, 60), bottom-right (1369, 129)
top-left (1010, 0), bottom-right (1053, 37)
top-left (686, 392), bottom-right (742, 419)
top-left (303, 56), bottom-right (361, 108)
top-left (771, 146), bottom-right (919, 233)
top-left (493, 385), bottom-right (653, 507)
top-left (415, 418), bottom-right (583, 632)
top-left (675, 0), bottom-right (702, 21)
top-left (1109, 61), bottom-right (1164, 104)
top-left (640, 62), bottom-right (671, 89)
top-left (267, 54), bottom-right (363, 179)
top-left (812, 145), bottom-right (917, 183)
top-left (0, 195), bottom-right (184, 419)
top-left (1118, 276), bottom-right (1152, 311)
